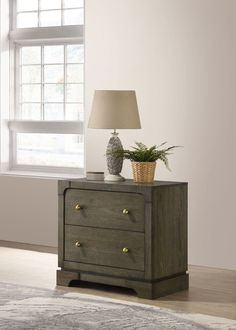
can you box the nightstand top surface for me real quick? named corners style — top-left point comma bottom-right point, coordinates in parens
top-left (61, 178), bottom-right (187, 188)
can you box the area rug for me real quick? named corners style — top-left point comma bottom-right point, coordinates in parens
top-left (0, 282), bottom-right (236, 330)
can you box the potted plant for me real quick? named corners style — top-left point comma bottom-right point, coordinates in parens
top-left (113, 142), bottom-right (179, 183)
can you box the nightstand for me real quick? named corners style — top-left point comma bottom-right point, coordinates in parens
top-left (57, 179), bottom-right (188, 299)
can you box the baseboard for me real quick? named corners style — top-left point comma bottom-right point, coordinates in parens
top-left (0, 240), bottom-right (57, 254)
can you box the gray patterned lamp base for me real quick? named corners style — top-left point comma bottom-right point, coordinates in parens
top-left (105, 131), bottom-right (125, 181)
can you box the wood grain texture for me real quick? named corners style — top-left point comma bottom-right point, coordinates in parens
top-left (144, 201), bottom-right (153, 280)
top-left (69, 178), bottom-right (185, 190)
top-left (57, 269), bottom-right (80, 286)
top-left (58, 193), bottom-right (64, 267)
top-left (57, 269), bottom-right (189, 299)
top-left (58, 181), bottom-right (69, 267)
top-left (63, 260), bottom-right (144, 279)
top-left (65, 189), bottom-right (145, 232)
top-left (58, 180), bottom-right (70, 195)
top-left (64, 225), bottom-right (145, 271)
top-left (152, 184), bottom-right (188, 279)
top-left (58, 179), bottom-right (188, 299)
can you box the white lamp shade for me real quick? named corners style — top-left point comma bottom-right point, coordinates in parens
top-left (88, 90), bottom-right (141, 129)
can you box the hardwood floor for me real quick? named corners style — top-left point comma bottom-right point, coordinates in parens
top-left (0, 241), bottom-right (235, 320)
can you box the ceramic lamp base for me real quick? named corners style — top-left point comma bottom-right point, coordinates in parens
top-left (106, 131), bottom-right (125, 181)
top-left (105, 174), bottom-right (125, 182)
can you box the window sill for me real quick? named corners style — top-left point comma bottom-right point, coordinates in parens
top-left (0, 170), bottom-right (85, 180)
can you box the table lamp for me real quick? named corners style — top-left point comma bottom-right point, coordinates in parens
top-left (88, 90), bottom-right (141, 181)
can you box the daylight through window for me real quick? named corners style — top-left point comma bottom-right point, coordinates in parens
top-left (9, 0), bottom-right (84, 173)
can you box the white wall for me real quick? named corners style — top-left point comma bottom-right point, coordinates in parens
top-left (85, 0), bottom-right (236, 270)
top-left (0, 0), bottom-right (235, 270)
top-left (0, 176), bottom-right (58, 247)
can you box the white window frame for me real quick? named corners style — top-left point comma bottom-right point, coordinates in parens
top-left (7, 0), bottom-right (84, 175)
top-left (13, 0), bottom-right (84, 29)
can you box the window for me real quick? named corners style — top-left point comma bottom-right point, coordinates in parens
top-left (8, 0), bottom-right (84, 174)
top-left (16, 0), bottom-right (84, 28)
top-left (18, 45), bottom-right (84, 121)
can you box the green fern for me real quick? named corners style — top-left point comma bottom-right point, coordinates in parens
top-left (111, 142), bottom-right (180, 170)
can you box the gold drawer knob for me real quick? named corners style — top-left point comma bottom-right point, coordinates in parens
top-left (75, 203), bottom-right (82, 210)
top-left (123, 209), bottom-right (129, 214)
top-left (122, 247), bottom-right (129, 253)
top-left (75, 240), bottom-right (81, 247)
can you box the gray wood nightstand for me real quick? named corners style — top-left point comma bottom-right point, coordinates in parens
top-left (57, 179), bottom-right (188, 299)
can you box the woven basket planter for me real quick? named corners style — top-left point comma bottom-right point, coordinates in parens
top-left (131, 161), bottom-right (156, 183)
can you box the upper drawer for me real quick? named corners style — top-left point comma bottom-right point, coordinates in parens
top-left (65, 189), bottom-right (145, 232)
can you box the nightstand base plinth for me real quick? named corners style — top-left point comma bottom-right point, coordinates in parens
top-left (57, 269), bottom-right (189, 299)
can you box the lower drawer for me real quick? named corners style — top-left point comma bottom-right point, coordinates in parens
top-left (64, 225), bottom-right (145, 271)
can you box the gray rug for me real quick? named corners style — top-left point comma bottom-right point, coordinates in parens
top-left (0, 282), bottom-right (236, 330)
